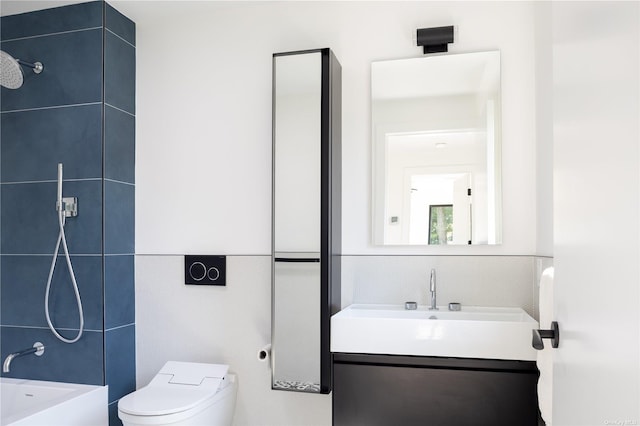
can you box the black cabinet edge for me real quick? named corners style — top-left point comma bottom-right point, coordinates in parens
top-left (333, 352), bottom-right (538, 374)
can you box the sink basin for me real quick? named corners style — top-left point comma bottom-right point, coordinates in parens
top-left (331, 304), bottom-right (539, 361)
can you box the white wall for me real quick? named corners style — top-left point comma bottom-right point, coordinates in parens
top-left (114, 2), bottom-right (540, 425)
top-left (534, 1), bottom-right (554, 257)
top-left (126, 0), bottom-right (539, 256)
top-left (550, 2), bottom-right (639, 423)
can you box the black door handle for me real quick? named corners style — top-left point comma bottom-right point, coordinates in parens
top-left (532, 321), bottom-right (559, 350)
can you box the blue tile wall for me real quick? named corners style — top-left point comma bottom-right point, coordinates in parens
top-left (0, 29), bottom-right (103, 111)
top-left (104, 29), bottom-right (135, 114)
top-left (1, 104), bottom-right (102, 182)
top-left (45, 256), bottom-right (103, 331)
top-left (104, 255), bottom-right (135, 329)
top-left (1, 326), bottom-right (103, 385)
top-left (105, 324), bottom-right (136, 402)
top-left (105, 3), bottom-right (136, 47)
top-left (1, 180), bottom-right (103, 255)
top-left (105, 105), bottom-right (135, 183)
top-left (104, 181), bottom-right (135, 255)
top-left (1, 1), bottom-right (136, 400)
top-left (1, 255), bottom-right (103, 330)
top-left (0, 256), bottom-right (53, 326)
top-left (1, 183), bottom-right (61, 254)
top-left (109, 401), bottom-right (122, 426)
top-left (0, 1), bottom-right (103, 40)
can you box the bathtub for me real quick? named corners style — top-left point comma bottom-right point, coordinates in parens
top-left (0, 378), bottom-right (108, 426)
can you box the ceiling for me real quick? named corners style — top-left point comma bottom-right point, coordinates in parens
top-left (0, 1), bottom-right (82, 16)
top-left (0, 1), bottom-right (250, 21)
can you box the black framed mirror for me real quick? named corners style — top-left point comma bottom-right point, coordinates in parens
top-left (372, 51), bottom-right (502, 245)
top-left (272, 48), bottom-right (341, 393)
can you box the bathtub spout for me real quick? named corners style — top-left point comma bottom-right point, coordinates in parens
top-left (3, 342), bottom-right (45, 373)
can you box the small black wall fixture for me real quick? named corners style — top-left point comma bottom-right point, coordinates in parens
top-left (416, 26), bottom-right (454, 54)
top-left (532, 321), bottom-right (560, 350)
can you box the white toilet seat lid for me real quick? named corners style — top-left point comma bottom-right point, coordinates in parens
top-left (119, 362), bottom-right (230, 417)
top-left (118, 378), bottom-right (224, 416)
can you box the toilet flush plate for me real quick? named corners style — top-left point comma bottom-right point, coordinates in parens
top-left (184, 255), bottom-right (226, 286)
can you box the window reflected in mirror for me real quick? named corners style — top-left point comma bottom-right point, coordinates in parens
top-left (429, 205), bottom-right (453, 245)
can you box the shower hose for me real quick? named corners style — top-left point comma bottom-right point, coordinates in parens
top-left (44, 164), bottom-right (84, 343)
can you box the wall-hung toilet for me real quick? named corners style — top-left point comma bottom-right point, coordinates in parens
top-left (118, 361), bottom-right (237, 426)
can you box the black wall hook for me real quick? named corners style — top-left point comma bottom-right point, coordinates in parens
top-left (532, 321), bottom-right (560, 350)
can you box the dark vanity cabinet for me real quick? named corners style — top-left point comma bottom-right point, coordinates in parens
top-left (333, 353), bottom-right (540, 426)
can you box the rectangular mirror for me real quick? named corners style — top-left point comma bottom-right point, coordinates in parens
top-left (372, 51), bottom-right (502, 245)
top-left (272, 49), bottom-right (341, 393)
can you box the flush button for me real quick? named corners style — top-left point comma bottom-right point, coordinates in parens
top-left (185, 256), bottom-right (226, 286)
top-left (189, 262), bottom-right (207, 281)
top-left (207, 267), bottom-right (220, 281)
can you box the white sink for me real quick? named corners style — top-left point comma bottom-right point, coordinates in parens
top-left (331, 304), bottom-right (539, 361)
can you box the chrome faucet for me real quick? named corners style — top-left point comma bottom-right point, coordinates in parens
top-left (429, 269), bottom-right (438, 310)
top-left (3, 342), bottom-right (45, 373)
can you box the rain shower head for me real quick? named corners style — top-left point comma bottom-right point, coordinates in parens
top-left (0, 50), bottom-right (43, 89)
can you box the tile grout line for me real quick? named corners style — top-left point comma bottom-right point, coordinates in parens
top-left (101, 1), bottom-right (107, 390)
top-left (0, 324), bottom-right (103, 332)
top-left (105, 27), bottom-right (135, 50)
top-left (0, 102), bottom-right (102, 114)
top-left (105, 102), bottom-right (135, 118)
top-left (1, 178), bottom-right (102, 185)
top-left (105, 323), bottom-right (135, 333)
top-left (104, 178), bottom-right (135, 186)
top-left (0, 26), bottom-right (103, 43)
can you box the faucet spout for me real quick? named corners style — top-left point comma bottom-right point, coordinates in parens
top-left (3, 342), bottom-right (45, 373)
top-left (3, 353), bottom-right (17, 373)
top-left (429, 268), bottom-right (438, 310)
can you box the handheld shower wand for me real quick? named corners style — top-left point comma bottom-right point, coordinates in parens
top-left (45, 163), bottom-right (84, 344)
top-left (57, 163), bottom-right (63, 211)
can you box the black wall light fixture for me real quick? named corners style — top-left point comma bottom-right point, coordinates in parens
top-left (416, 26), bottom-right (454, 54)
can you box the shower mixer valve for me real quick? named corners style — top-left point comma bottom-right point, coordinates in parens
top-left (56, 197), bottom-right (78, 218)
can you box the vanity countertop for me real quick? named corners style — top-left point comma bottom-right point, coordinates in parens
top-left (331, 304), bottom-right (539, 361)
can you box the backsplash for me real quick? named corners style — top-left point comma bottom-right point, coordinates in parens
top-left (342, 255), bottom-right (553, 319)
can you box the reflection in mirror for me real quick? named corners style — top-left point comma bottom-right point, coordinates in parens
top-left (273, 52), bottom-right (322, 392)
top-left (372, 51), bottom-right (502, 245)
top-left (272, 49), bottom-right (341, 394)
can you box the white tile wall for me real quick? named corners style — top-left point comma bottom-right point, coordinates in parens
top-left (135, 255), bottom-right (331, 426)
top-left (342, 255), bottom-right (538, 317)
top-left (136, 253), bottom-right (545, 425)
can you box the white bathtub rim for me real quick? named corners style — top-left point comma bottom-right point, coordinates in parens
top-left (1, 378), bottom-right (107, 425)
